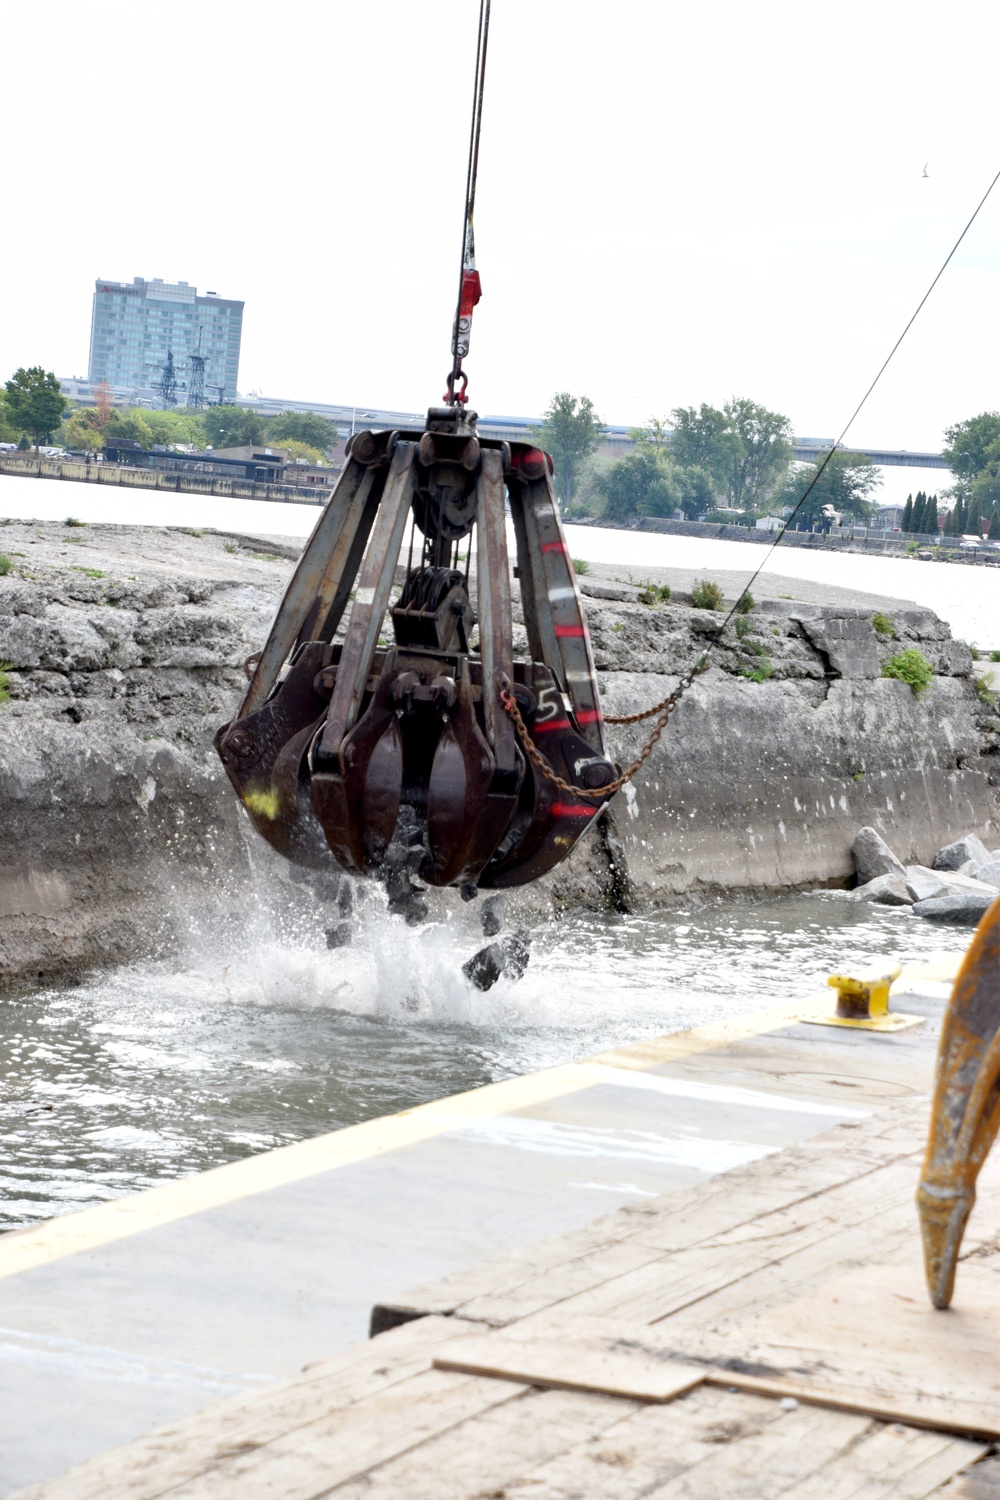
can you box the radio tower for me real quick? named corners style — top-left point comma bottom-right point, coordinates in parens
top-left (158, 350), bottom-right (178, 407)
top-left (186, 328), bottom-right (206, 409)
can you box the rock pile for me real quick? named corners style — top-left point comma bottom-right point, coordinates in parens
top-left (851, 826), bottom-right (999, 924)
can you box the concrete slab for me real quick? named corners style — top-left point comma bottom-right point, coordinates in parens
top-left (0, 965), bottom-right (954, 1496)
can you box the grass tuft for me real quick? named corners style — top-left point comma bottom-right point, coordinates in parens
top-left (871, 611), bottom-right (894, 637)
top-left (691, 578), bottom-right (724, 610)
top-left (882, 646), bottom-right (934, 697)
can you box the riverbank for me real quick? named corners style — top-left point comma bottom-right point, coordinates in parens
top-left (0, 519), bottom-right (996, 984)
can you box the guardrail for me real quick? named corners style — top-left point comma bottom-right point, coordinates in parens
top-left (0, 454), bottom-right (326, 506)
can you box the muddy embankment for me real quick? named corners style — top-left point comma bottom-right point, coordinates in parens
top-left (0, 519), bottom-right (997, 983)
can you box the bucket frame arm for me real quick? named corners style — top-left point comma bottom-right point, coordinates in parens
top-left (917, 891), bottom-right (1000, 1307)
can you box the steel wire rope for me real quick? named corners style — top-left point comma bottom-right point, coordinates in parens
top-left (505, 161), bottom-right (1000, 796)
top-left (447, 0), bottom-right (491, 403)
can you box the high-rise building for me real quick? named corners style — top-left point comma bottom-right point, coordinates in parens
top-left (87, 277), bottom-right (244, 405)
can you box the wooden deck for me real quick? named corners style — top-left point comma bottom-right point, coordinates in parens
top-left (15, 1090), bottom-right (1000, 1499)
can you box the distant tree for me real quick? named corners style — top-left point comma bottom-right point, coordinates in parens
top-left (105, 409), bottom-right (153, 448)
top-left (924, 493), bottom-right (939, 534)
top-left (93, 381), bottom-right (114, 433)
top-left (537, 392), bottom-right (603, 507)
top-left (143, 409), bottom-right (204, 448)
top-left (64, 409), bottom-right (104, 450)
top-left (901, 495), bottom-right (913, 532)
top-left (774, 451), bottom-right (881, 529)
top-left (987, 509), bottom-right (1000, 540)
top-left (0, 392), bottom-right (18, 443)
top-left (203, 404), bottom-right (266, 449)
top-left (965, 495), bottom-right (984, 538)
top-left (593, 447), bottom-right (682, 522)
top-left (667, 404), bottom-right (739, 492)
top-left (278, 438), bottom-right (325, 464)
top-left (722, 398), bottom-right (793, 516)
top-left (4, 367), bottom-right (67, 450)
top-left (942, 412), bottom-right (1000, 498)
top-left (265, 410), bottom-right (337, 454)
top-left (911, 492), bottom-right (927, 534)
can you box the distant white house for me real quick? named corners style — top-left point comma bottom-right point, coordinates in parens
top-left (755, 515), bottom-right (785, 532)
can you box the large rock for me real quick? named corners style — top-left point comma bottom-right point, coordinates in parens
top-left (973, 857), bottom-right (1000, 890)
top-left (853, 873), bottom-right (912, 906)
top-left (852, 827), bottom-right (905, 884)
top-left (913, 889), bottom-right (997, 925)
top-left (905, 865), bottom-right (998, 903)
top-left (933, 833), bottom-right (989, 871)
top-left (790, 609), bottom-right (882, 679)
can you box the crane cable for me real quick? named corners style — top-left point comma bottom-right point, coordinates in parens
top-left (505, 160), bottom-right (1000, 798)
top-left (445, 0), bottom-right (490, 405)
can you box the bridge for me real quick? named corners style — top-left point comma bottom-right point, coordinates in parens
top-left (57, 378), bottom-right (951, 469)
top-left (234, 396), bottom-right (951, 470)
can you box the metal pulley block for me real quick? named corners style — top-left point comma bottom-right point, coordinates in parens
top-left (215, 406), bottom-right (617, 904)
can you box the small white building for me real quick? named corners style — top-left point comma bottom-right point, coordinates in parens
top-left (755, 515), bottom-right (785, 532)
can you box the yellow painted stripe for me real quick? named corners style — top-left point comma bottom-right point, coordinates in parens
top-left (0, 958), bottom-right (950, 1282)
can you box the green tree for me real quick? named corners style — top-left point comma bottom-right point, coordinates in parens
top-left (0, 392), bottom-right (18, 443)
top-left (988, 509), bottom-right (1000, 540)
top-left (667, 404), bottom-right (739, 492)
top-left (924, 493), bottom-right (939, 535)
top-left (593, 447), bottom-right (682, 522)
top-left (773, 451), bottom-right (880, 529)
top-left (265, 410), bottom-right (338, 454)
top-left (4, 367), bottom-right (67, 450)
top-left (106, 409), bottom-right (153, 448)
top-left (279, 439), bottom-right (325, 464)
top-left (942, 412), bottom-right (1000, 497)
top-left (537, 392), bottom-right (603, 507)
top-left (145, 409), bottom-right (208, 448)
top-left (966, 495), bottom-right (984, 538)
top-left (722, 398), bottom-right (793, 516)
top-left (64, 409), bottom-right (104, 450)
top-left (912, 492), bottom-right (927, 534)
top-left (901, 495), bottom-right (913, 533)
top-left (203, 404), bottom-right (266, 450)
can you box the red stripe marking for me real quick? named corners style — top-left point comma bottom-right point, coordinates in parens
top-left (555, 624), bottom-right (586, 638)
top-left (575, 708), bottom-right (603, 724)
top-left (541, 540), bottom-right (567, 553)
top-left (551, 803), bottom-right (598, 818)
top-left (532, 718), bottom-right (571, 733)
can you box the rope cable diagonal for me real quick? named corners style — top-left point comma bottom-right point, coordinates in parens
top-left (506, 161), bottom-right (1000, 792)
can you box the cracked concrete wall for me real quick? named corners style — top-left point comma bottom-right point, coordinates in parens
top-left (0, 522), bottom-right (996, 982)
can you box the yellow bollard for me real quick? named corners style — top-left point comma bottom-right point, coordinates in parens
top-left (804, 962), bottom-right (923, 1031)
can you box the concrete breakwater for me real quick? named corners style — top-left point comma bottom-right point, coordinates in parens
top-left (578, 511), bottom-right (1000, 565)
top-left (0, 519), bottom-right (996, 983)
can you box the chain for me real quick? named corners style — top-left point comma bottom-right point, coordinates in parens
top-left (500, 654), bottom-right (708, 801)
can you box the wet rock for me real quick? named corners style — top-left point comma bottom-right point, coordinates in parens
top-left (853, 873), bottom-right (912, 906)
top-left (933, 834), bottom-right (989, 871)
top-left (913, 889), bottom-right (997, 924)
top-left (852, 827), bottom-right (905, 884)
top-left (905, 865), bottom-right (948, 903)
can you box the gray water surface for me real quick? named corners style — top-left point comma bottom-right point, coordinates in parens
top-left (0, 891), bottom-right (965, 1233)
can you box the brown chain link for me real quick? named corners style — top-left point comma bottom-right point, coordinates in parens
top-left (500, 655), bottom-right (708, 801)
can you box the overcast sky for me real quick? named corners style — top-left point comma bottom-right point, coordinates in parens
top-left (4, 0), bottom-right (998, 458)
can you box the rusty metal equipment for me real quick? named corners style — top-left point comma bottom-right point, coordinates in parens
top-left (917, 891), bottom-right (1000, 1308)
top-left (215, 404), bottom-right (617, 927)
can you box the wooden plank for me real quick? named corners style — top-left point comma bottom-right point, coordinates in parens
top-left (329, 1385), bottom-right (639, 1499)
top-left (371, 1109), bottom-right (922, 1329)
top-left (473, 1389), bottom-right (875, 1499)
top-left (780, 1424), bottom-right (987, 1500)
top-left (938, 1455), bottom-right (1000, 1498)
top-left (9, 1316), bottom-right (486, 1500)
top-left (433, 1329), bottom-right (706, 1402)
